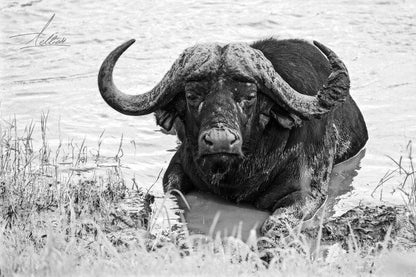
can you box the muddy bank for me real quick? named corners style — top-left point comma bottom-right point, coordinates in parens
top-left (303, 205), bottom-right (416, 249)
top-left (128, 190), bottom-right (416, 249)
top-left (176, 194), bottom-right (416, 248)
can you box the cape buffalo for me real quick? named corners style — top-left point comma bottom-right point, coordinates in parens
top-left (98, 38), bottom-right (368, 236)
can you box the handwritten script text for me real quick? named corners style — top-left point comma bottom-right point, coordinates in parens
top-left (10, 14), bottom-right (69, 49)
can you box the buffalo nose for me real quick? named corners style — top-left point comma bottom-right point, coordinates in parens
top-left (199, 128), bottom-right (242, 154)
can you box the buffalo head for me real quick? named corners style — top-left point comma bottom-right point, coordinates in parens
top-left (98, 39), bottom-right (349, 181)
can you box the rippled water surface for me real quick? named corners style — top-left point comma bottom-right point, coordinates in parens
top-left (1, 0), bottom-right (416, 214)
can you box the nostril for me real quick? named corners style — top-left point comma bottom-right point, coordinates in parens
top-left (229, 133), bottom-right (239, 146)
top-left (203, 135), bottom-right (214, 146)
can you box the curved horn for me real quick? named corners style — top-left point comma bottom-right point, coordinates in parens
top-left (224, 41), bottom-right (350, 120)
top-left (98, 39), bottom-right (220, 116)
top-left (264, 41), bottom-right (350, 119)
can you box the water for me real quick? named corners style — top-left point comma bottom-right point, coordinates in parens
top-left (1, 0), bottom-right (416, 219)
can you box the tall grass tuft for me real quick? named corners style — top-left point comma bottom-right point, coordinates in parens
top-left (0, 117), bottom-right (415, 277)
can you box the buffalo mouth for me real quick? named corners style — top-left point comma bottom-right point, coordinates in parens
top-left (197, 153), bottom-right (242, 184)
top-left (196, 152), bottom-right (244, 188)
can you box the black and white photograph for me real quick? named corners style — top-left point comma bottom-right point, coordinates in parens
top-left (1, 0), bottom-right (415, 276)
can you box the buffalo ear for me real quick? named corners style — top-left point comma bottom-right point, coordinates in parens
top-left (155, 109), bottom-right (177, 131)
top-left (270, 108), bottom-right (302, 129)
top-left (155, 96), bottom-right (186, 132)
top-left (259, 113), bottom-right (270, 129)
top-left (259, 97), bottom-right (273, 129)
top-left (259, 96), bottom-right (301, 129)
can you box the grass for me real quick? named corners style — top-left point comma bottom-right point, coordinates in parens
top-left (372, 141), bottom-right (415, 218)
top-left (0, 116), bottom-right (415, 277)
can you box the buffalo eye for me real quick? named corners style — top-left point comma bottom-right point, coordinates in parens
top-left (185, 92), bottom-right (202, 106)
top-left (246, 92), bottom-right (257, 102)
top-left (236, 82), bottom-right (257, 104)
top-left (185, 81), bottom-right (207, 107)
top-left (239, 91), bottom-right (257, 106)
